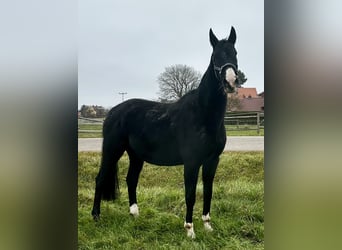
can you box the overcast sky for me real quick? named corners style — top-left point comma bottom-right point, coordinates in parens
top-left (79, 0), bottom-right (264, 109)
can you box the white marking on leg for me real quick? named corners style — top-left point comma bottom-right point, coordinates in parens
top-left (202, 213), bottom-right (213, 232)
top-left (184, 222), bottom-right (196, 239)
top-left (129, 203), bottom-right (139, 217)
top-left (225, 67), bottom-right (236, 87)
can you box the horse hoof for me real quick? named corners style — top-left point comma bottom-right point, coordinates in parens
top-left (204, 222), bottom-right (213, 231)
top-left (184, 222), bottom-right (196, 239)
top-left (129, 203), bottom-right (139, 217)
top-left (202, 213), bottom-right (213, 231)
top-left (92, 214), bottom-right (100, 221)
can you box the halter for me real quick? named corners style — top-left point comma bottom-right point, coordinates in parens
top-left (211, 56), bottom-right (238, 81)
top-left (211, 56), bottom-right (238, 94)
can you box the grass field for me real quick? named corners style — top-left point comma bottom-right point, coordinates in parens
top-left (78, 124), bottom-right (264, 138)
top-left (78, 124), bottom-right (102, 138)
top-left (226, 127), bottom-right (264, 136)
top-left (78, 152), bottom-right (264, 249)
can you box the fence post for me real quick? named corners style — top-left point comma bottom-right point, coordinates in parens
top-left (257, 112), bottom-right (260, 134)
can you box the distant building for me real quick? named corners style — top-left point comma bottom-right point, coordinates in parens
top-left (239, 97), bottom-right (264, 112)
top-left (258, 91), bottom-right (264, 98)
top-left (236, 87), bottom-right (258, 99)
top-left (228, 87), bottom-right (264, 112)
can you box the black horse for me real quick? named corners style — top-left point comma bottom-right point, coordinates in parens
top-left (92, 27), bottom-right (238, 238)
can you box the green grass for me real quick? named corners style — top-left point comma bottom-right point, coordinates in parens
top-left (226, 129), bottom-right (264, 136)
top-left (78, 124), bottom-right (102, 138)
top-left (78, 152), bottom-right (264, 249)
top-left (78, 132), bottom-right (103, 138)
top-left (79, 124), bottom-right (103, 131)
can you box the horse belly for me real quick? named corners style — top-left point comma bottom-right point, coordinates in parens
top-left (129, 136), bottom-right (183, 166)
top-left (145, 147), bottom-right (183, 166)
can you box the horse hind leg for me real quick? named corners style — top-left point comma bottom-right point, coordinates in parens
top-left (91, 137), bottom-right (125, 220)
top-left (126, 149), bottom-right (144, 217)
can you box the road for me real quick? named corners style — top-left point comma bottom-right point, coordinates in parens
top-left (78, 136), bottom-right (264, 152)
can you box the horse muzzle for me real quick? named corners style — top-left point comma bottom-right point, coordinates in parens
top-left (224, 67), bottom-right (237, 93)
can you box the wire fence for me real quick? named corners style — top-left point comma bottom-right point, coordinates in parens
top-left (224, 111), bottom-right (264, 134)
top-left (78, 112), bottom-right (265, 134)
top-left (78, 117), bottom-right (103, 133)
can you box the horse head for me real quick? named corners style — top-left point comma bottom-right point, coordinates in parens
top-left (209, 27), bottom-right (238, 93)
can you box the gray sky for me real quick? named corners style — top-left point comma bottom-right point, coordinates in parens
top-left (79, 0), bottom-right (264, 109)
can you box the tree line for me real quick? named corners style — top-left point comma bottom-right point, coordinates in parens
top-left (79, 105), bottom-right (109, 118)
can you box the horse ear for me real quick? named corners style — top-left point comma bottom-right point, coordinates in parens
top-left (209, 28), bottom-right (218, 48)
top-left (228, 26), bottom-right (236, 44)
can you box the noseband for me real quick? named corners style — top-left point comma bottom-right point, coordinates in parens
top-left (211, 56), bottom-right (237, 81)
top-left (213, 63), bottom-right (237, 80)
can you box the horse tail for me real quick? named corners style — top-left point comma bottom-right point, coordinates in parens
top-left (96, 157), bottom-right (119, 201)
top-left (96, 131), bottom-right (125, 201)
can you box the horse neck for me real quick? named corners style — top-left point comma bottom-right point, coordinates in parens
top-left (198, 60), bottom-right (227, 118)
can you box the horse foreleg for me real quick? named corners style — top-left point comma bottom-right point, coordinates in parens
top-left (183, 164), bottom-right (200, 238)
top-left (202, 156), bottom-right (219, 231)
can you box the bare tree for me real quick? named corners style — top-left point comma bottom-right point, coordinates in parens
top-left (227, 93), bottom-right (242, 111)
top-left (157, 64), bottom-right (202, 101)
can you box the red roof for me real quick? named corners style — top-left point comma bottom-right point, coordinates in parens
top-left (236, 88), bottom-right (258, 98)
